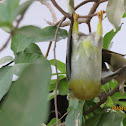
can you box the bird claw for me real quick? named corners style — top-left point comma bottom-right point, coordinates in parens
top-left (73, 13), bottom-right (79, 22)
top-left (97, 10), bottom-right (104, 22)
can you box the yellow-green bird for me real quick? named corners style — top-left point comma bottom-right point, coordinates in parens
top-left (66, 11), bottom-right (104, 100)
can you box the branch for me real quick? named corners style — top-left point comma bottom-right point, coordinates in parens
top-left (75, 0), bottom-right (97, 10)
top-left (39, 0), bottom-right (57, 23)
top-left (84, 85), bottom-right (119, 115)
top-left (51, 0), bottom-right (70, 18)
top-left (75, 0), bottom-right (108, 10)
top-left (79, 11), bottom-right (105, 18)
top-left (47, 0), bottom-right (107, 27)
top-left (0, 13), bottom-right (25, 51)
top-left (87, 22), bottom-right (91, 33)
top-left (46, 13), bottom-right (101, 27)
top-left (47, 2), bottom-right (106, 27)
top-left (53, 18), bottom-right (66, 126)
top-left (45, 17), bottom-right (66, 58)
top-left (98, 0), bottom-right (108, 3)
top-left (85, 2), bottom-right (100, 24)
top-left (45, 41), bottom-right (52, 58)
top-left (101, 65), bottom-right (126, 85)
top-left (51, 110), bottom-right (70, 126)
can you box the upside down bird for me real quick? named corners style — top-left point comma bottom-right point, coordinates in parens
top-left (66, 11), bottom-right (104, 100)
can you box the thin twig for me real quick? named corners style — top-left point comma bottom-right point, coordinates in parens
top-left (45, 41), bottom-right (52, 58)
top-left (87, 22), bottom-right (91, 33)
top-left (51, 110), bottom-right (70, 126)
top-left (51, 0), bottom-right (70, 18)
top-left (85, 1), bottom-right (100, 24)
top-left (79, 11), bottom-right (105, 18)
top-left (46, 12), bottom-right (101, 27)
top-left (47, 0), bottom-right (107, 27)
top-left (75, 0), bottom-right (97, 10)
top-left (39, 0), bottom-right (57, 23)
top-left (0, 34), bottom-right (13, 51)
top-left (75, 0), bottom-right (108, 10)
top-left (98, 0), bottom-right (108, 3)
top-left (84, 85), bottom-right (119, 115)
top-left (45, 17), bottom-right (66, 58)
top-left (53, 18), bottom-right (66, 126)
top-left (59, 122), bottom-right (65, 126)
top-left (0, 14), bottom-right (25, 51)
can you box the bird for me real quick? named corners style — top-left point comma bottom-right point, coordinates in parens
top-left (102, 49), bottom-right (126, 94)
top-left (66, 11), bottom-right (104, 100)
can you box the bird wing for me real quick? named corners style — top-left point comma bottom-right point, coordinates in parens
top-left (66, 17), bottom-right (74, 82)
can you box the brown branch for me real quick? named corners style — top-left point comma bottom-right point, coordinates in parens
top-left (84, 85), bottom-right (119, 115)
top-left (47, 1), bottom-right (106, 27)
top-left (0, 13), bottom-right (25, 51)
top-left (53, 18), bottom-right (66, 126)
top-left (46, 13), bottom-right (97, 27)
top-left (39, 0), bottom-right (57, 23)
top-left (45, 17), bottom-right (66, 58)
top-left (98, 0), bottom-right (108, 3)
top-left (45, 41), bottom-right (52, 58)
top-left (88, 22), bottom-right (91, 33)
top-left (85, 2), bottom-right (100, 24)
top-left (75, 0), bottom-right (97, 10)
top-left (51, 0), bottom-right (70, 18)
top-left (79, 11), bottom-right (105, 18)
top-left (51, 110), bottom-right (70, 126)
top-left (59, 122), bottom-right (65, 126)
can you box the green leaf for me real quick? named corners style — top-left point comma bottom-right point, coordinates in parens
top-left (0, 24), bottom-right (14, 33)
top-left (86, 111), bottom-right (122, 126)
top-left (99, 111), bottom-right (122, 126)
top-left (6, 0), bottom-right (20, 21)
top-left (13, 43), bottom-right (45, 76)
top-left (0, 66), bottom-right (13, 100)
top-left (123, 117), bottom-right (126, 126)
top-left (123, 13), bottom-right (126, 18)
top-left (86, 113), bottom-right (102, 126)
top-left (47, 118), bottom-right (61, 126)
top-left (106, 0), bottom-right (124, 30)
top-left (14, 52), bottom-right (45, 76)
top-left (103, 25), bottom-right (121, 49)
top-left (0, 56), bottom-right (13, 65)
top-left (0, 63), bottom-right (51, 126)
top-left (105, 96), bottom-right (114, 108)
top-left (112, 92), bottom-right (126, 106)
top-left (24, 43), bottom-right (43, 54)
top-left (102, 82), bottom-right (109, 92)
top-left (50, 59), bottom-right (66, 73)
top-left (65, 101), bottom-right (84, 126)
top-left (49, 75), bottom-right (66, 92)
top-left (15, 0), bottom-right (33, 16)
top-left (48, 90), bottom-right (55, 101)
top-left (69, 99), bottom-right (79, 110)
top-left (49, 76), bottom-right (68, 96)
top-left (0, 3), bottom-right (10, 27)
top-left (58, 78), bottom-right (69, 95)
top-left (11, 26), bottom-right (67, 53)
top-left (109, 80), bottom-right (118, 90)
top-left (0, 0), bottom-right (33, 30)
top-left (0, 0), bottom-right (20, 27)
